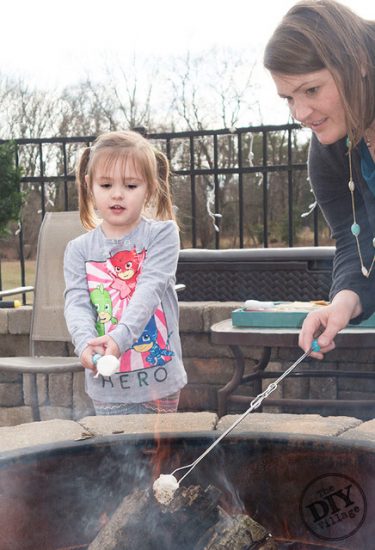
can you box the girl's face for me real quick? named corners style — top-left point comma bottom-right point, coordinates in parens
top-left (271, 68), bottom-right (347, 144)
top-left (89, 154), bottom-right (148, 238)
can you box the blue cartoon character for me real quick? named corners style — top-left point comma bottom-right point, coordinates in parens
top-left (132, 316), bottom-right (174, 366)
top-left (90, 284), bottom-right (118, 337)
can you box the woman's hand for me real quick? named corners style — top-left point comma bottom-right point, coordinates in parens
top-left (299, 290), bottom-right (362, 359)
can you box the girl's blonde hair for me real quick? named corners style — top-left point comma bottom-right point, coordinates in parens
top-left (264, 0), bottom-right (375, 146)
top-left (76, 130), bottom-right (175, 230)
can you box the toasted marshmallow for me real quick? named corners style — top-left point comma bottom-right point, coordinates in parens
top-left (153, 474), bottom-right (179, 504)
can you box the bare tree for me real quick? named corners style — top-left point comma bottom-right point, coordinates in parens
top-left (165, 48), bottom-right (260, 247)
top-left (58, 55), bottom-right (157, 137)
top-left (0, 77), bottom-right (68, 257)
top-left (0, 49), bottom-right (314, 253)
top-left (105, 55), bottom-right (156, 130)
top-left (167, 48), bottom-right (258, 130)
top-left (0, 77), bottom-right (62, 140)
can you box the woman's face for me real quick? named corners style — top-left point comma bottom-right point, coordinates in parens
top-left (271, 68), bottom-right (347, 144)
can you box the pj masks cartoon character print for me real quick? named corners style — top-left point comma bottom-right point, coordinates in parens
top-left (109, 247), bottom-right (146, 299)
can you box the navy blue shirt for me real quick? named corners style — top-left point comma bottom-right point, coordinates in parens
top-left (308, 133), bottom-right (375, 321)
top-left (359, 138), bottom-right (375, 195)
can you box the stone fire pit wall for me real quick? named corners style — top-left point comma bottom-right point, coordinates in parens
top-left (1, 300), bottom-right (375, 427)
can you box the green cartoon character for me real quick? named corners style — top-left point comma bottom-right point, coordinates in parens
top-left (90, 284), bottom-right (117, 336)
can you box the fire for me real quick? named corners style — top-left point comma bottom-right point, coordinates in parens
top-left (98, 511), bottom-right (110, 529)
top-left (56, 545), bottom-right (88, 550)
top-left (141, 398), bottom-right (182, 482)
top-left (149, 435), bottom-right (175, 480)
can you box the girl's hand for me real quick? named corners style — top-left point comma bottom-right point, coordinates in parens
top-left (299, 290), bottom-right (362, 359)
top-left (87, 335), bottom-right (121, 358)
top-left (80, 345), bottom-right (104, 371)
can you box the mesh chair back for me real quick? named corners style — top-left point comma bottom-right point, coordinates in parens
top-left (30, 211), bottom-right (86, 347)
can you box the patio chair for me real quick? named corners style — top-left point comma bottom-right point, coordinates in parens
top-left (0, 211), bottom-right (86, 421)
top-left (0, 211), bottom-right (185, 422)
top-left (0, 286), bottom-right (34, 305)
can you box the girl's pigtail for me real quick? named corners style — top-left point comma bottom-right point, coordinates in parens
top-left (154, 149), bottom-right (176, 222)
top-left (76, 147), bottom-right (96, 230)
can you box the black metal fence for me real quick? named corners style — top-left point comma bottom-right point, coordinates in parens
top-left (0, 124), bottom-right (329, 295)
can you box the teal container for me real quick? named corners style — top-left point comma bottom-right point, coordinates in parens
top-left (231, 307), bottom-right (375, 329)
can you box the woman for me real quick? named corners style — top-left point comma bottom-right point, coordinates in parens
top-left (264, 0), bottom-right (375, 358)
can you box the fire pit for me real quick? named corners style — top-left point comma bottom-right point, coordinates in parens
top-left (0, 431), bottom-right (374, 549)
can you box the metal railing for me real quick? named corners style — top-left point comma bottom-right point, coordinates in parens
top-left (0, 124), bottom-right (327, 296)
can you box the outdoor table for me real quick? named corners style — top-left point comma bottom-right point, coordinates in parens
top-left (210, 318), bottom-right (375, 417)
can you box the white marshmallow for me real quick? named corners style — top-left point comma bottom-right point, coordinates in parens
top-left (95, 355), bottom-right (120, 377)
top-left (153, 474), bottom-right (179, 504)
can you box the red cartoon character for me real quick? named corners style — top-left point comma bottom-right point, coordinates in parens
top-left (109, 247), bottom-right (146, 300)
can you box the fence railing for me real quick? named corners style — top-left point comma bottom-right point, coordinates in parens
top-left (0, 124), bottom-right (329, 297)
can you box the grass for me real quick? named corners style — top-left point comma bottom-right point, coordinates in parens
top-left (0, 260), bottom-right (36, 304)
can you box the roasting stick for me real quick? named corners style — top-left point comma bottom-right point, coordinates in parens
top-left (153, 339), bottom-right (320, 503)
top-left (174, 340), bottom-right (320, 483)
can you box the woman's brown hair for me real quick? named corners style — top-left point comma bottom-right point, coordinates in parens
top-left (264, 0), bottom-right (375, 146)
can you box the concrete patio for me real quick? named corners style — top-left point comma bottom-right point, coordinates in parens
top-left (1, 411), bottom-right (375, 455)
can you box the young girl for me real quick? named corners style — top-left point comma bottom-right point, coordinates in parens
top-left (64, 130), bottom-right (187, 414)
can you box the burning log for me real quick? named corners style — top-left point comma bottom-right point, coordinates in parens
top-left (88, 484), bottom-right (277, 550)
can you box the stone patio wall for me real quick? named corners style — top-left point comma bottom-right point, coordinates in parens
top-left (0, 302), bottom-right (374, 427)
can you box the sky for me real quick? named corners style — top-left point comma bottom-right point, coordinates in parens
top-left (1, 0), bottom-right (374, 123)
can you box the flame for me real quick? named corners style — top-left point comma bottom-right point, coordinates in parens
top-left (98, 511), bottom-right (110, 529)
top-left (136, 394), bottom-right (182, 483)
top-left (150, 404), bottom-right (179, 481)
top-left (151, 437), bottom-right (175, 480)
top-left (56, 545), bottom-right (87, 550)
top-left (281, 516), bottom-right (293, 540)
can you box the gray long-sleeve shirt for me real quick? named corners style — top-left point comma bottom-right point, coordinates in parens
top-left (308, 133), bottom-right (375, 321)
top-left (64, 217), bottom-right (187, 403)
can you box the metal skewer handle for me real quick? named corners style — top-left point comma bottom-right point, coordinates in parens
top-left (172, 339), bottom-right (320, 484)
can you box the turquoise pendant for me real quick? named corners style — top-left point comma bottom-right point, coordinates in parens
top-left (351, 223), bottom-right (360, 236)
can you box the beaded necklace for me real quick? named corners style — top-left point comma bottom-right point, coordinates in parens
top-left (347, 138), bottom-right (375, 278)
